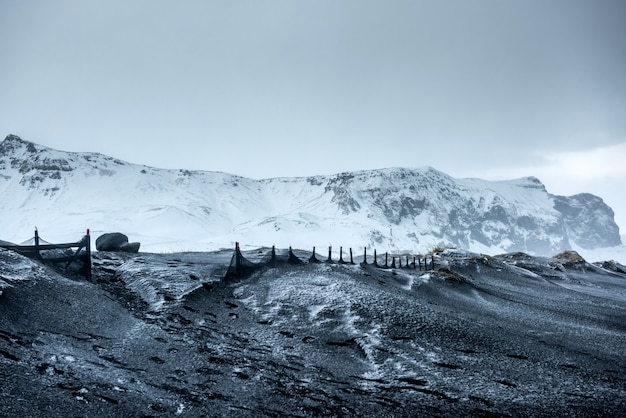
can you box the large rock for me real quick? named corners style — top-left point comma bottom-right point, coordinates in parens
top-left (96, 233), bottom-right (140, 253)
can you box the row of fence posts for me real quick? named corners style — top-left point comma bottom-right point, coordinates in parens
top-left (230, 243), bottom-right (436, 277)
top-left (314, 246), bottom-right (436, 270)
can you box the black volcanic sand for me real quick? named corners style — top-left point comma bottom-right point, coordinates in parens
top-left (0, 248), bottom-right (625, 417)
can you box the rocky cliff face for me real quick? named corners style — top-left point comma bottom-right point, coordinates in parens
top-left (553, 193), bottom-right (621, 248)
top-left (0, 134), bottom-right (621, 255)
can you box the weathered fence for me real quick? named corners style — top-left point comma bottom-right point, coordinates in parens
top-left (226, 243), bottom-right (436, 279)
top-left (0, 229), bottom-right (92, 280)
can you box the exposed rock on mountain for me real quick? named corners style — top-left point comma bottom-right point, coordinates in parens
top-left (0, 134), bottom-right (621, 256)
top-left (553, 193), bottom-right (621, 248)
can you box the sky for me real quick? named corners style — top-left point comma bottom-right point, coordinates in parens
top-left (1, 0), bottom-right (625, 231)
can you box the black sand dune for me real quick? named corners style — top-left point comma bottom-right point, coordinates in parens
top-left (1, 248), bottom-right (625, 417)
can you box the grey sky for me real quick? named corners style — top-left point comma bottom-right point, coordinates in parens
top-left (1, 0), bottom-right (625, 230)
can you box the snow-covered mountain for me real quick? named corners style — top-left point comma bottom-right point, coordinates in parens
top-left (0, 134), bottom-right (622, 259)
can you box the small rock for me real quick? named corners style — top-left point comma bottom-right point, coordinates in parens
top-left (119, 242), bottom-right (140, 253)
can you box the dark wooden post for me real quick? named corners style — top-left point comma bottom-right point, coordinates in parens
top-left (385, 252), bottom-right (388, 268)
top-left (327, 246), bottom-right (332, 263)
top-left (289, 246), bottom-right (304, 265)
top-left (270, 245), bottom-right (277, 265)
top-left (373, 249), bottom-right (378, 266)
top-left (363, 247), bottom-right (367, 264)
top-left (431, 254), bottom-right (435, 270)
top-left (339, 246), bottom-right (345, 263)
top-left (34, 228), bottom-right (40, 258)
top-left (85, 229), bottom-right (92, 281)
top-left (236, 242), bottom-right (241, 270)
top-left (413, 256), bottom-right (416, 269)
top-left (309, 246), bottom-right (320, 263)
top-left (350, 248), bottom-right (354, 264)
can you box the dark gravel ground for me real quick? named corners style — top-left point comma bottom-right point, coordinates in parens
top-left (0, 247), bottom-right (625, 417)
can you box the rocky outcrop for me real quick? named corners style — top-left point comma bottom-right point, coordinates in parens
top-left (553, 193), bottom-right (621, 249)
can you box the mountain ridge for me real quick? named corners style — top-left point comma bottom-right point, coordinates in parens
top-left (0, 134), bottom-right (621, 257)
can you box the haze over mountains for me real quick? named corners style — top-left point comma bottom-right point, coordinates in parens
top-left (0, 134), bottom-right (622, 261)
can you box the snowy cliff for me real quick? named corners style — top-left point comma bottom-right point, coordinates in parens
top-left (0, 134), bottom-right (621, 255)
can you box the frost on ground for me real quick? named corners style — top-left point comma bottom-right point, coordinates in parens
top-left (0, 247), bottom-right (625, 417)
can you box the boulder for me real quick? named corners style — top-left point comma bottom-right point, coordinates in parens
top-left (96, 233), bottom-right (140, 252)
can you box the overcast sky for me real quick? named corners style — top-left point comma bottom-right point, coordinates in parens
top-left (1, 0), bottom-right (625, 231)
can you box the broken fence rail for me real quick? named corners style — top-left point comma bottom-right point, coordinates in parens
top-left (0, 229), bottom-right (92, 281)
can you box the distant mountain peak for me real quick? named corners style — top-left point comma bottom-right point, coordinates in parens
top-left (0, 134), bottom-right (38, 155)
top-left (2, 133), bottom-right (26, 143)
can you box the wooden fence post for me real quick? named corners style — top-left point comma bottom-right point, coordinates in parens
top-left (85, 229), bottom-right (92, 281)
top-left (309, 246), bottom-right (320, 263)
top-left (270, 245), bottom-right (277, 265)
top-left (34, 229), bottom-right (41, 259)
top-left (235, 242), bottom-right (241, 270)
